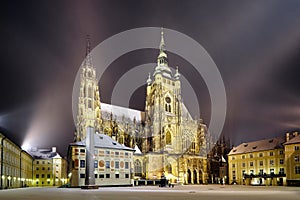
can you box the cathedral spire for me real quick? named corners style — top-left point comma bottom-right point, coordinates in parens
top-left (84, 35), bottom-right (93, 68)
top-left (160, 27), bottom-right (165, 52)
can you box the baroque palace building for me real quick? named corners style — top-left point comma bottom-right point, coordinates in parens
top-left (228, 131), bottom-right (300, 186)
top-left (72, 30), bottom-right (208, 185)
top-left (0, 128), bottom-right (33, 189)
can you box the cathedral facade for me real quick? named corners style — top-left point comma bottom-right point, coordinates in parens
top-left (74, 30), bottom-right (208, 185)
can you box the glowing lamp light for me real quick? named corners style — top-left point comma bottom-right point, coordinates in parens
top-left (1, 175), bottom-right (5, 179)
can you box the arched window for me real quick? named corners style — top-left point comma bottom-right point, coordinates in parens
top-left (134, 160), bottom-right (142, 177)
top-left (168, 105), bottom-right (171, 112)
top-left (166, 131), bottom-right (171, 145)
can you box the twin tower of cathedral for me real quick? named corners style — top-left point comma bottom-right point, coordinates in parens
top-left (75, 30), bottom-right (208, 183)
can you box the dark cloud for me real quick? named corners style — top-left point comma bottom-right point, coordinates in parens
top-left (1, 0), bottom-right (300, 155)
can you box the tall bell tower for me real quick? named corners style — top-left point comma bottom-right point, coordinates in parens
top-left (144, 29), bottom-right (182, 154)
top-left (76, 36), bottom-right (102, 141)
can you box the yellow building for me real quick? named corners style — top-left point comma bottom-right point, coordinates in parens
top-left (0, 129), bottom-right (33, 189)
top-left (284, 132), bottom-right (300, 186)
top-left (228, 137), bottom-right (286, 186)
top-left (29, 147), bottom-right (68, 187)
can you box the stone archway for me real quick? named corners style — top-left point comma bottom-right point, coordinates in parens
top-left (198, 169), bottom-right (203, 184)
top-left (187, 169), bottom-right (192, 184)
top-left (194, 169), bottom-right (198, 184)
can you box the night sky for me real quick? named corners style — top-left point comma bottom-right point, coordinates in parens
top-left (1, 0), bottom-right (300, 156)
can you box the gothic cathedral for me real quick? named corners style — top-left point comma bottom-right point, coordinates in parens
top-left (75, 30), bottom-right (208, 184)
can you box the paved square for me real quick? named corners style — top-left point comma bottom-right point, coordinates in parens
top-left (0, 185), bottom-right (300, 200)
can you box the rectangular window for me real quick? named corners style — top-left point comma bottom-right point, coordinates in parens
top-left (259, 169), bottom-right (264, 175)
top-left (115, 161), bottom-right (119, 169)
top-left (232, 163), bottom-right (235, 168)
top-left (36, 174), bottom-right (39, 178)
top-left (295, 146), bottom-right (300, 151)
top-left (95, 174), bottom-right (98, 178)
top-left (259, 161), bottom-right (263, 166)
top-left (115, 152), bottom-right (119, 156)
top-left (125, 174), bottom-right (129, 179)
top-left (94, 160), bottom-right (98, 168)
top-left (280, 150), bottom-right (284, 155)
top-left (80, 149), bottom-right (85, 153)
top-left (250, 162), bottom-right (253, 167)
top-left (242, 155), bottom-right (245, 159)
top-left (250, 154), bottom-right (253, 158)
top-left (259, 153), bottom-right (263, 157)
top-left (99, 174), bottom-right (104, 178)
top-left (294, 155), bottom-right (300, 162)
top-left (295, 166), bottom-right (300, 174)
top-left (125, 152), bottom-right (128, 157)
top-left (232, 157), bottom-right (235, 160)
top-left (250, 170), bottom-right (254, 175)
top-left (106, 174), bottom-right (110, 178)
top-left (279, 168), bottom-right (285, 174)
top-left (36, 161), bottom-right (39, 164)
top-left (125, 162), bottom-right (129, 169)
top-left (42, 167), bottom-right (45, 170)
top-left (115, 174), bottom-right (119, 179)
top-left (80, 174), bottom-right (85, 178)
top-left (41, 174), bottom-right (45, 178)
top-left (242, 163), bottom-right (245, 168)
top-left (80, 160), bottom-right (85, 168)
top-left (36, 167), bottom-right (39, 171)
top-left (270, 152), bottom-right (274, 156)
top-left (280, 159), bottom-right (284, 165)
top-left (105, 150), bottom-right (110, 155)
top-left (47, 174), bottom-right (50, 178)
top-left (270, 160), bottom-right (274, 165)
top-left (242, 170), bottom-right (245, 176)
top-left (105, 161), bottom-right (110, 168)
top-left (270, 169), bottom-right (274, 175)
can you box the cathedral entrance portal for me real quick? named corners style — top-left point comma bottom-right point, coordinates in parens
top-left (194, 170), bottom-right (197, 184)
top-left (187, 169), bottom-right (192, 184)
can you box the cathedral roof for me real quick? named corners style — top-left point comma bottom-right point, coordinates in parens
top-left (133, 145), bottom-right (142, 155)
top-left (101, 103), bottom-right (143, 122)
top-left (71, 133), bottom-right (134, 151)
top-left (228, 137), bottom-right (285, 155)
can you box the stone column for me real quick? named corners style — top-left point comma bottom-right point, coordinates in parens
top-left (85, 126), bottom-right (95, 186)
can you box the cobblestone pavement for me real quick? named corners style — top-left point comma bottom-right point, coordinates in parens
top-left (0, 185), bottom-right (300, 200)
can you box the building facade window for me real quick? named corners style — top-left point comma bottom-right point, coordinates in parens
top-left (270, 160), bottom-right (274, 165)
top-left (115, 174), bottom-right (119, 178)
top-left (125, 174), bottom-right (129, 179)
top-left (242, 155), bottom-right (245, 159)
top-left (115, 161), bottom-right (119, 169)
top-left (270, 169), bottom-right (274, 175)
top-left (250, 162), bottom-right (253, 167)
top-left (259, 161), bottom-right (263, 166)
top-left (295, 146), bottom-right (300, 151)
top-left (99, 174), bottom-right (104, 178)
top-left (94, 160), bottom-right (98, 168)
top-left (270, 152), bottom-right (274, 156)
top-left (106, 174), bottom-right (110, 178)
top-left (242, 163), bottom-right (246, 168)
top-left (105, 161), bottom-right (110, 168)
top-left (295, 166), bottom-right (300, 174)
top-left (80, 174), bottom-right (85, 178)
top-left (80, 160), bottom-right (85, 168)
top-left (232, 163), bottom-right (235, 168)
top-left (250, 154), bottom-right (253, 158)
top-left (125, 162), bottom-right (129, 169)
top-left (279, 168), bottom-right (285, 174)
top-left (280, 159), bottom-right (284, 165)
top-left (280, 150), bottom-right (284, 155)
top-left (294, 155), bottom-right (300, 162)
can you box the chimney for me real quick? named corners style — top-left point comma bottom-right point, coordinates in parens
top-left (293, 131), bottom-right (299, 137)
top-left (286, 132), bottom-right (290, 142)
top-left (52, 147), bottom-right (56, 153)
